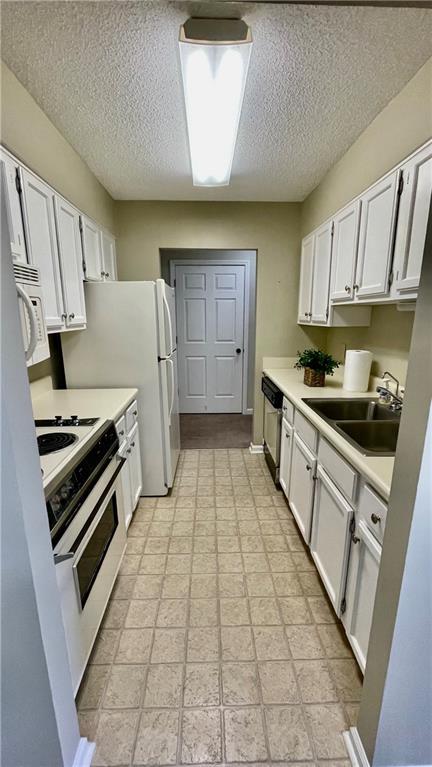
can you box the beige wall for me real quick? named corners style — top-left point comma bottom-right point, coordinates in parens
top-left (301, 57), bottom-right (432, 383)
top-left (115, 201), bottom-right (327, 441)
top-left (1, 61), bottom-right (115, 232)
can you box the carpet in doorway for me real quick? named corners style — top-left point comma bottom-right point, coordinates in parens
top-left (180, 413), bottom-right (253, 449)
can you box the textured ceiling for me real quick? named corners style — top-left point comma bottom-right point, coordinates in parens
top-left (1, 1), bottom-right (431, 201)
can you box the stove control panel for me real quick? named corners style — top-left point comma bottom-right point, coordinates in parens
top-left (35, 416), bottom-right (99, 427)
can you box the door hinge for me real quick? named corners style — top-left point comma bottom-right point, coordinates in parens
top-left (325, 308), bottom-right (329, 320)
top-left (340, 597), bottom-right (347, 615)
top-left (173, 279), bottom-right (176, 287)
top-left (331, 221), bottom-right (334, 236)
top-left (82, 258), bottom-right (87, 275)
top-left (388, 270), bottom-right (394, 288)
top-left (15, 169), bottom-right (22, 195)
top-left (397, 173), bottom-right (404, 196)
top-left (79, 217), bottom-right (83, 233)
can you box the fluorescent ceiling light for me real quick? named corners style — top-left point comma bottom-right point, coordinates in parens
top-left (179, 19), bottom-right (252, 187)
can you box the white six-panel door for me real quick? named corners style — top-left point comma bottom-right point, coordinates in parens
top-left (176, 264), bottom-right (245, 413)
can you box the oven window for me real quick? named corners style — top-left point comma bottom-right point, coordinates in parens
top-left (76, 494), bottom-right (118, 609)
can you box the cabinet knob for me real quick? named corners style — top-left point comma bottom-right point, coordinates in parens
top-left (351, 533), bottom-right (360, 544)
top-left (101, 271), bottom-right (105, 277)
top-left (127, 448), bottom-right (132, 454)
top-left (119, 429), bottom-right (124, 436)
top-left (61, 313), bottom-right (67, 321)
top-left (371, 513), bottom-right (381, 524)
top-left (306, 464), bottom-right (312, 471)
top-left (353, 284), bottom-right (359, 291)
top-left (133, 410), bottom-right (137, 416)
top-left (69, 313), bottom-right (75, 319)
top-left (131, 441), bottom-right (135, 447)
top-left (105, 272), bottom-right (110, 278)
top-left (344, 285), bottom-right (350, 292)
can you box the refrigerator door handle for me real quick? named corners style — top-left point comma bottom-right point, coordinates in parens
top-left (163, 291), bottom-right (174, 356)
top-left (167, 358), bottom-right (175, 424)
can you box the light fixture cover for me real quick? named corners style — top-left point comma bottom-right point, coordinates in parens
top-left (179, 19), bottom-right (252, 187)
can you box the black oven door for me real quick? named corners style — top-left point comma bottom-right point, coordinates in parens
top-left (72, 483), bottom-right (119, 610)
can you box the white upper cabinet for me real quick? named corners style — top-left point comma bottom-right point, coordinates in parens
top-left (310, 221), bottom-right (333, 324)
top-left (393, 142), bottom-right (432, 296)
top-left (355, 170), bottom-right (399, 298)
top-left (297, 234), bottom-right (314, 323)
top-left (81, 216), bottom-right (103, 281)
top-left (0, 150), bottom-right (27, 264)
top-left (100, 230), bottom-right (117, 281)
top-left (331, 200), bottom-right (361, 302)
top-left (21, 169), bottom-right (66, 330)
top-left (54, 197), bottom-right (86, 329)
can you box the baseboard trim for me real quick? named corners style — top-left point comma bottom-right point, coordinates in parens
top-left (344, 727), bottom-right (370, 767)
top-left (249, 442), bottom-right (264, 454)
top-left (73, 737), bottom-right (95, 767)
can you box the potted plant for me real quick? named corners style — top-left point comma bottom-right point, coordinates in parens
top-left (295, 348), bottom-right (340, 387)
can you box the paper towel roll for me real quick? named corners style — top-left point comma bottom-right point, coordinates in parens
top-left (343, 350), bottom-right (372, 392)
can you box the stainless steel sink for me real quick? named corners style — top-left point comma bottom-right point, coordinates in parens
top-left (301, 397), bottom-right (400, 456)
top-left (303, 398), bottom-right (397, 422)
top-left (334, 420), bottom-right (399, 456)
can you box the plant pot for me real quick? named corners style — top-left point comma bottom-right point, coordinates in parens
top-left (303, 368), bottom-right (325, 387)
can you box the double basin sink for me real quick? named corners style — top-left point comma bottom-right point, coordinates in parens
top-left (302, 398), bottom-right (400, 456)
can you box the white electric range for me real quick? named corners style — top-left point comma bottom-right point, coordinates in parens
top-left (36, 414), bottom-right (127, 695)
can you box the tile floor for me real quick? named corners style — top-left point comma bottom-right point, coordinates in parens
top-left (77, 449), bottom-right (362, 767)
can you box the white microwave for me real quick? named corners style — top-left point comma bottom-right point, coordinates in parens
top-left (14, 263), bottom-right (50, 366)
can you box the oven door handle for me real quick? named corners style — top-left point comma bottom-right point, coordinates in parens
top-left (17, 283), bottom-right (37, 361)
top-left (54, 552), bottom-right (74, 565)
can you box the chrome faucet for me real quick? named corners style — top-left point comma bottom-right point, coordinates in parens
top-left (376, 371), bottom-right (404, 412)
top-left (382, 371), bottom-right (400, 397)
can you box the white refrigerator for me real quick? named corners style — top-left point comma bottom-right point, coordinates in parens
top-left (61, 279), bottom-right (180, 496)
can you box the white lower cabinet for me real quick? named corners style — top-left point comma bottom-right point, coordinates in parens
top-left (279, 418), bottom-right (293, 499)
top-left (128, 422), bottom-right (143, 511)
top-left (289, 433), bottom-right (317, 543)
top-left (118, 416), bottom-right (142, 530)
top-left (310, 466), bottom-right (353, 616)
top-left (342, 519), bottom-right (382, 673)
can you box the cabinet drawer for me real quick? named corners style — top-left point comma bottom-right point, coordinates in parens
top-left (294, 409), bottom-right (318, 453)
top-left (318, 438), bottom-right (358, 504)
top-left (125, 400), bottom-right (138, 433)
top-left (358, 483), bottom-right (387, 545)
top-left (115, 414), bottom-right (126, 442)
top-left (282, 397), bottom-right (294, 425)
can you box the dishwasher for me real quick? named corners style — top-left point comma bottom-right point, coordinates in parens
top-left (261, 375), bottom-right (283, 486)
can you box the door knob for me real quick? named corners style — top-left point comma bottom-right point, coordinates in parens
top-left (236, 348), bottom-right (241, 354)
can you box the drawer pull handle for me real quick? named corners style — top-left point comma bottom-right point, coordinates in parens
top-left (371, 513), bottom-right (381, 524)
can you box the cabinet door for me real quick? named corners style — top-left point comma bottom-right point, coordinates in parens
top-left (331, 200), bottom-right (361, 302)
top-left (120, 446), bottom-right (133, 530)
top-left (280, 418), bottom-right (293, 499)
top-left (21, 169), bottom-right (65, 330)
top-left (311, 221), bottom-right (333, 324)
top-left (310, 466), bottom-right (353, 616)
top-left (0, 151), bottom-right (27, 263)
top-left (128, 423), bottom-right (142, 511)
top-left (393, 143), bottom-right (432, 295)
top-left (100, 230), bottom-right (117, 280)
top-left (81, 216), bottom-right (103, 281)
top-left (289, 433), bottom-right (316, 543)
top-left (342, 520), bottom-right (381, 673)
top-left (54, 197), bottom-right (86, 328)
top-left (355, 171), bottom-right (399, 298)
top-left (297, 234), bottom-right (314, 323)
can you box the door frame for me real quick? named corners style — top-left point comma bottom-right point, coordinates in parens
top-left (170, 258), bottom-right (252, 415)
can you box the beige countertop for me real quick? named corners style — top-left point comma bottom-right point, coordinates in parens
top-left (32, 387), bottom-right (138, 424)
top-left (263, 368), bottom-right (394, 501)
